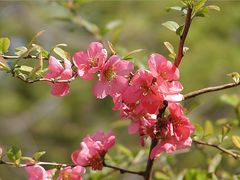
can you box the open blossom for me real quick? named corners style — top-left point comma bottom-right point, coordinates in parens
top-left (93, 55), bottom-right (134, 99)
top-left (73, 42), bottom-right (107, 80)
top-left (150, 103), bottom-right (194, 159)
top-left (57, 166), bottom-right (85, 180)
top-left (123, 69), bottom-right (164, 114)
top-left (44, 56), bottom-right (72, 96)
top-left (25, 164), bottom-right (54, 180)
top-left (148, 53), bottom-right (179, 81)
top-left (71, 130), bottom-right (115, 170)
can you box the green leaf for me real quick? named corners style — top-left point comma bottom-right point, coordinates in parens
top-left (123, 49), bottom-right (146, 59)
top-left (19, 65), bottom-right (33, 73)
top-left (15, 46), bottom-right (28, 56)
top-left (194, 0), bottom-right (207, 12)
top-left (232, 135), bottom-right (240, 149)
top-left (163, 41), bottom-right (175, 54)
top-left (220, 94), bottom-right (239, 107)
top-left (221, 124), bottom-right (231, 142)
top-left (227, 72), bottom-right (240, 84)
top-left (176, 25), bottom-right (184, 36)
top-left (204, 120), bottom-right (214, 137)
top-left (33, 151), bottom-right (46, 161)
top-left (7, 146), bottom-right (22, 164)
top-left (53, 47), bottom-right (68, 59)
top-left (162, 21), bottom-right (179, 32)
top-left (195, 7), bottom-right (209, 17)
top-left (0, 55), bottom-right (10, 71)
top-left (208, 154), bottom-right (222, 173)
top-left (193, 123), bottom-right (204, 139)
top-left (0, 37), bottom-right (10, 54)
top-left (207, 5), bottom-right (221, 11)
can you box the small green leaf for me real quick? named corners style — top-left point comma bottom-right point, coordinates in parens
top-left (227, 72), bottom-right (240, 84)
top-left (193, 123), bottom-right (204, 139)
top-left (221, 124), bottom-right (231, 142)
top-left (0, 55), bottom-right (10, 71)
top-left (7, 146), bottom-right (22, 163)
top-left (232, 135), bottom-right (240, 149)
top-left (194, 0), bottom-right (207, 12)
top-left (163, 41), bottom-right (175, 54)
top-left (195, 7), bottom-right (209, 17)
top-left (0, 37), bottom-right (10, 54)
top-left (162, 21), bottom-right (179, 32)
top-left (53, 47), bottom-right (68, 59)
top-left (208, 154), bottom-right (222, 173)
top-left (176, 25), bottom-right (184, 36)
top-left (19, 65), bottom-right (33, 73)
top-left (33, 151), bottom-right (46, 161)
top-left (123, 49), bottom-right (146, 59)
top-left (15, 46), bottom-right (28, 56)
top-left (42, 50), bottom-right (49, 58)
top-left (207, 5), bottom-right (220, 11)
top-left (204, 120), bottom-right (214, 137)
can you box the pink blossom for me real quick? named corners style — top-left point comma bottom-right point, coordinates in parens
top-left (71, 130), bottom-right (115, 170)
top-left (148, 53), bottom-right (179, 81)
top-left (123, 69), bottom-right (164, 114)
top-left (57, 166), bottom-right (85, 180)
top-left (45, 56), bottom-right (72, 96)
top-left (150, 103), bottom-right (194, 159)
top-left (25, 164), bottom-right (53, 180)
top-left (73, 42), bottom-right (107, 80)
top-left (93, 55), bottom-right (134, 99)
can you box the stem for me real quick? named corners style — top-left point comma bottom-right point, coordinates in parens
top-left (103, 162), bottom-right (144, 176)
top-left (184, 81), bottom-right (240, 100)
top-left (174, 7), bottom-right (193, 67)
top-left (2, 55), bottom-right (48, 61)
top-left (193, 139), bottom-right (240, 159)
top-left (143, 139), bottom-right (158, 180)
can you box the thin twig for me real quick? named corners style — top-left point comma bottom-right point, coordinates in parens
top-left (174, 7), bottom-right (193, 67)
top-left (184, 81), bottom-right (240, 100)
top-left (193, 139), bottom-right (240, 159)
top-left (103, 162), bottom-right (144, 176)
top-left (3, 55), bottom-right (48, 61)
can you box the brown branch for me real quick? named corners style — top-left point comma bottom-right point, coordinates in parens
top-left (184, 81), bottom-right (240, 100)
top-left (3, 55), bottom-right (48, 61)
top-left (193, 139), bottom-right (240, 159)
top-left (174, 7), bottom-right (193, 67)
top-left (103, 162), bottom-right (144, 176)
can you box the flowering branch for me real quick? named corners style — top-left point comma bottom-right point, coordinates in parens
top-left (193, 139), bottom-right (240, 159)
top-left (174, 6), bottom-right (193, 67)
top-left (184, 81), bottom-right (240, 100)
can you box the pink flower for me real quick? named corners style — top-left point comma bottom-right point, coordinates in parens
top-left (148, 53), bottom-right (179, 81)
top-left (150, 103), bottom-right (194, 159)
top-left (25, 164), bottom-right (53, 180)
top-left (71, 130), bottom-right (115, 170)
top-left (45, 56), bottom-right (73, 96)
top-left (93, 55), bottom-right (134, 99)
top-left (123, 70), bottom-right (164, 114)
top-left (57, 166), bottom-right (85, 180)
top-left (73, 42), bottom-right (107, 80)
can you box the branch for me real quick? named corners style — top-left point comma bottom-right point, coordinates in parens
top-left (193, 139), bottom-right (240, 159)
top-left (184, 81), bottom-right (240, 100)
top-left (103, 162), bottom-right (144, 176)
top-left (3, 55), bottom-right (48, 61)
top-left (0, 160), bottom-right (70, 168)
top-left (174, 7), bottom-right (193, 67)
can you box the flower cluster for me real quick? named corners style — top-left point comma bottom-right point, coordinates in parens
top-left (44, 41), bottom-right (194, 159)
top-left (24, 130), bottom-right (114, 180)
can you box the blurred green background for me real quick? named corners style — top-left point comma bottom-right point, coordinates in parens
top-left (0, 0), bottom-right (240, 179)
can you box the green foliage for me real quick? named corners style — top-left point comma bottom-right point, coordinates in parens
top-left (162, 21), bottom-right (180, 32)
top-left (0, 37), bottom-right (10, 54)
top-left (7, 146), bottom-right (22, 164)
top-left (183, 169), bottom-right (208, 180)
top-left (32, 151), bottom-right (46, 161)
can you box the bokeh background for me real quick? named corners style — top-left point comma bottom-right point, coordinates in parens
top-left (0, 0), bottom-right (240, 179)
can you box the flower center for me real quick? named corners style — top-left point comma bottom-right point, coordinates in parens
top-left (104, 69), bottom-right (116, 81)
top-left (89, 57), bottom-right (98, 67)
